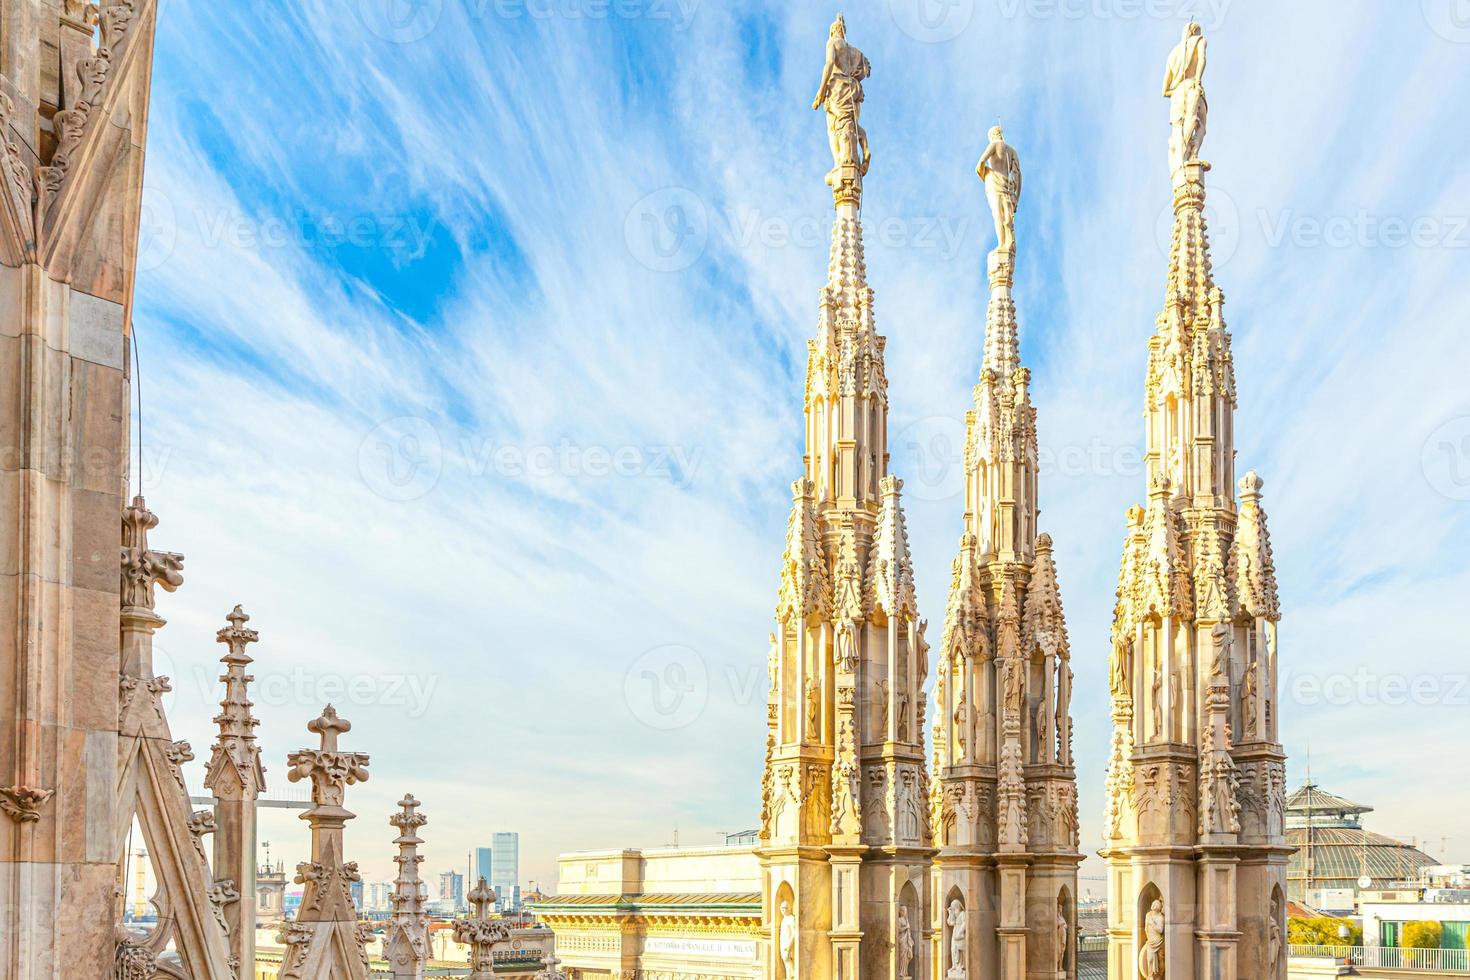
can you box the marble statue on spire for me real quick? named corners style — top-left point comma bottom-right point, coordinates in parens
top-left (813, 13), bottom-right (871, 201)
top-left (1163, 22), bottom-right (1208, 177)
top-left (976, 125), bottom-right (1022, 254)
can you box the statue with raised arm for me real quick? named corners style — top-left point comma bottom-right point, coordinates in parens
top-left (812, 14), bottom-right (871, 190)
top-left (1163, 22), bottom-right (1208, 175)
top-left (976, 125), bottom-right (1022, 253)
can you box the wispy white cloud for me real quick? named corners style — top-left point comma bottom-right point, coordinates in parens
top-left (135, 0), bottom-right (1470, 888)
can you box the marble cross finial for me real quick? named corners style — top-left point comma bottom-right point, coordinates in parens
top-left (308, 705), bottom-right (352, 753)
top-left (468, 877), bottom-right (496, 919)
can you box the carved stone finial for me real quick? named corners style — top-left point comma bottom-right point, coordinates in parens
top-left (308, 704), bottom-right (352, 753)
top-left (386, 795), bottom-right (430, 979)
top-left (454, 877), bottom-right (512, 979)
top-left (288, 706), bottom-right (368, 817)
top-left (537, 953), bottom-right (569, 980)
top-left (120, 496), bottom-right (184, 612)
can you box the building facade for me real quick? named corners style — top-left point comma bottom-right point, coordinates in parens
top-left (1101, 25), bottom-right (1290, 980)
top-left (533, 845), bottom-right (762, 980)
top-left (758, 15), bottom-right (933, 980)
top-left (929, 125), bottom-right (1081, 980)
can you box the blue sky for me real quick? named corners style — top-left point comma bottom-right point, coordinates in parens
top-left (135, 0), bottom-right (1470, 892)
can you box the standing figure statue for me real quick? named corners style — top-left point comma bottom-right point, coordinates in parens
top-left (1139, 899), bottom-right (1166, 980)
top-left (779, 900), bottom-right (797, 978)
top-left (1057, 903), bottom-right (1069, 972)
top-left (976, 125), bottom-right (1022, 253)
top-left (897, 906), bottom-right (915, 980)
top-left (947, 899), bottom-right (968, 977)
top-left (1162, 22), bottom-right (1208, 175)
top-left (812, 14), bottom-right (872, 188)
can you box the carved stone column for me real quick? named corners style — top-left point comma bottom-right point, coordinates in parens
top-left (204, 605), bottom-right (266, 972)
top-left (384, 794), bottom-right (430, 980)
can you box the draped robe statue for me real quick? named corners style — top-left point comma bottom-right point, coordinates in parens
top-left (1162, 22), bottom-right (1208, 174)
top-left (812, 14), bottom-right (871, 186)
top-left (1139, 899), bottom-right (1166, 980)
top-left (976, 125), bottom-right (1022, 253)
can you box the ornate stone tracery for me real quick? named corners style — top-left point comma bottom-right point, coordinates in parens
top-left (930, 124), bottom-right (1080, 980)
top-left (1104, 28), bottom-right (1288, 980)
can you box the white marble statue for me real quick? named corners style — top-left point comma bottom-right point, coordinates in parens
top-left (779, 900), bottom-right (797, 978)
top-left (1139, 899), bottom-right (1165, 980)
top-left (812, 14), bottom-right (871, 184)
top-left (1162, 22), bottom-right (1208, 174)
top-left (1057, 904), bottom-right (1069, 971)
top-left (897, 905), bottom-right (915, 980)
top-left (976, 125), bottom-right (1022, 253)
top-left (947, 899), bottom-right (967, 977)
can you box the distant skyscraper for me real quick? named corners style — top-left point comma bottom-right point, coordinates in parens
top-left (350, 879), bottom-right (364, 912)
top-left (492, 832), bottom-right (520, 911)
top-left (475, 847), bottom-right (493, 892)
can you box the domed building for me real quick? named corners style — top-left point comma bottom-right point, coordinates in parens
top-left (1287, 784), bottom-right (1440, 901)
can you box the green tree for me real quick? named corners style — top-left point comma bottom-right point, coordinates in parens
top-left (1403, 922), bottom-right (1444, 950)
top-left (1288, 917), bottom-right (1362, 947)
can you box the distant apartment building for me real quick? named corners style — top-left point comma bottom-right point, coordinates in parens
top-left (440, 870), bottom-right (465, 911)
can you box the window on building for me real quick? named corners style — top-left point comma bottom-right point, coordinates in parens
top-left (1442, 922), bottom-right (1468, 950)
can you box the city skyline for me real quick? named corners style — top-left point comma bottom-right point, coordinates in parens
top-left (132, 1), bottom-right (1469, 894)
